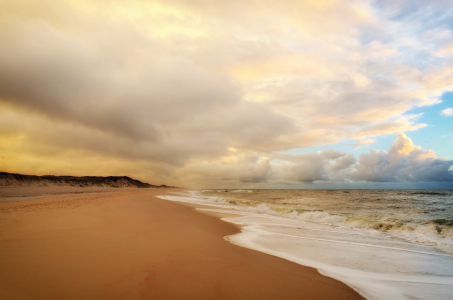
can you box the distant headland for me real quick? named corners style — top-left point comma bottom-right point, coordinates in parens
top-left (0, 172), bottom-right (175, 188)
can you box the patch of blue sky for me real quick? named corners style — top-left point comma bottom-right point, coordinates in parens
top-left (382, 1), bottom-right (453, 29)
top-left (404, 91), bottom-right (453, 159)
top-left (365, 1), bottom-right (453, 65)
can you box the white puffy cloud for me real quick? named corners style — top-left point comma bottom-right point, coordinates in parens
top-left (441, 108), bottom-right (453, 116)
top-left (348, 133), bottom-right (453, 182)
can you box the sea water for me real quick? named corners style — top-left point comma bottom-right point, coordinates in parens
top-left (157, 189), bottom-right (453, 300)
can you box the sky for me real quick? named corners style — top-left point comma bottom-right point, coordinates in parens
top-left (0, 0), bottom-right (452, 188)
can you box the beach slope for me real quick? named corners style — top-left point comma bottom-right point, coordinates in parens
top-left (0, 188), bottom-right (363, 299)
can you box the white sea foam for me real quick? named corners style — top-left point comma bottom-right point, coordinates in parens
top-left (157, 191), bottom-right (453, 300)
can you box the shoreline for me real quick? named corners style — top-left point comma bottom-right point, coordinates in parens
top-left (0, 187), bottom-right (363, 299)
top-left (167, 190), bottom-right (453, 300)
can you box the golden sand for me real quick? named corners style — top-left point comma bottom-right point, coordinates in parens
top-left (0, 187), bottom-right (363, 299)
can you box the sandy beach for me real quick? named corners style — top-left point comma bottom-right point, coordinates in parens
top-left (0, 187), bottom-right (363, 299)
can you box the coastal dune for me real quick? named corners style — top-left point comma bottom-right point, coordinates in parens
top-left (0, 188), bottom-right (363, 299)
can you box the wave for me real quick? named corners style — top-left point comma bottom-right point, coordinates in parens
top-left (250, 205), bottom-right (453, 255)
top-left (165, 191), bottom-right (453, 255)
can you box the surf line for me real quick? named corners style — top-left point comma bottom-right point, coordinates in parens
top-left (242, 225), bottom-right (453, 258)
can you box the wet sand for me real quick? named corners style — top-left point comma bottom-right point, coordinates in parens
top-left (0, 187), bottom-right (363, 299)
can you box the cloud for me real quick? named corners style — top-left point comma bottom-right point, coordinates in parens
top-left (179, 133), bottom-right (453, 187)
top-left (347, 133), bottom-right (452, 182)
top-left (1, 1), bottom-right (453, 186)
top-left (441, 108), bottom-right (453, 116)
top-left (349, 139), bottom-right (376, 147)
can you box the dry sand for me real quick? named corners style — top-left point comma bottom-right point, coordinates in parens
top-left (0, 187), bottom-right (363, 299)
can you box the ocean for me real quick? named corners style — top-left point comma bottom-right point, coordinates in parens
top-left (157, 189), bottom-right (453, 300)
